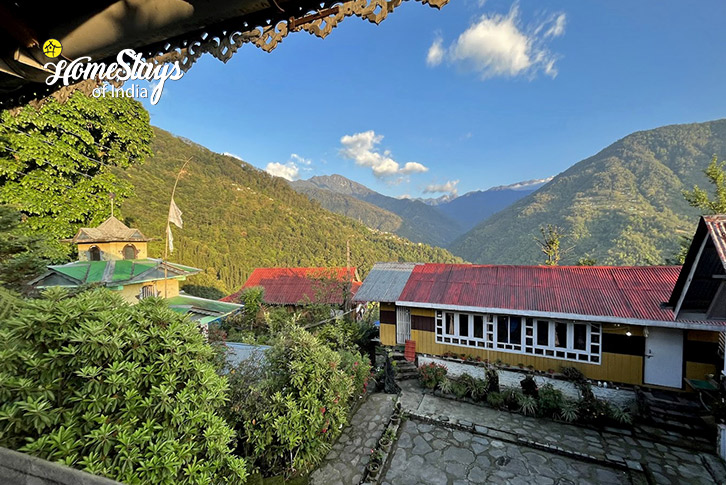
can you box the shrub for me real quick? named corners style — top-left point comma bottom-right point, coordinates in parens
top-left (484, 367), bottom-right (500, 394)
top-left (608, 406), bottom-right (633, 426)
top-left (470, 378), bottom-right (488, 402)
top-left (577, 395), bottom-right (611, 425)
top-left (227, 326), bottom-right (355, 477)
top-left (339, 349), bottom-right (372, 396)
top-left (418, 362), bottom-right (448, 389)
top-left (561, 366), bottom-right (586, 383)
top-left (520, 375), bottom-right (538, 398)
top-left (486, 392), bottom-right (505, 409)
top-left (517, 395), bottom-right (538, 416)
top-left (559, 401), bottom-right (578, 422)
top-left (459, 373), bottom-right (477, 397)
top-left (438, 377), bottom-right (454, 395)
top-left (502, 388), bottom-right (523, 410)
top-left (537, 384), bottom-right (564, 418)
top-left (0, 288), bottom-right (248, 484)
top-left (452, 380), bottom-right (469, 399)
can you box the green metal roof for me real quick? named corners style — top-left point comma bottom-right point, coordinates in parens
top-left (166, 294), bottom-right (242, 314)
top-left (36, 258), bottom-right (201, 288)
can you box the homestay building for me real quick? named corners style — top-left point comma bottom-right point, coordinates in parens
top-left (355, 216), bottom-right (726, 390)
top-left (31, 216), bottom-right (240, 324)
top-left (222, 267), bottom-right (361, 310)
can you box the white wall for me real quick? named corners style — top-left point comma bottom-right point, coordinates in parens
top-left (418, 355), bottom-right (635, 408)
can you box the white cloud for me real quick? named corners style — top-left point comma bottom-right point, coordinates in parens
top-left (544, 13), bottom-right (566, 38)
top-left (290, 153), bottom-right (312, 166)
top-left (265, 161), bottom-right (300, 181)
top-left (426, 37), bottom-right (445, 67)
top-left (339, 130), bottom-right (429, 180)
top-left (428, 5), bottom-right (566, 79)
top-left (401, 162), bottom-right (429, 174)
top-left (424, 180), bottom-right (460, 197)
top-left (264, 153), bottom-right (315, 180)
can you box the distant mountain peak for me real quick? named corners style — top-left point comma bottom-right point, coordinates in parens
top-left (305, 174), bottom-right (375, 196)
top-left (488, 176), bottom-right (554, 191)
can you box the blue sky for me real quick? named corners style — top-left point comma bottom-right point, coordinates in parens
top-left (141, 0), bottom-right (726, 199)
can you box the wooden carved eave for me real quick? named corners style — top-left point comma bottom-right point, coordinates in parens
top-left (0, 0), bottom-right (450, 108)
top-left (149, 0), bottom-right (449, 69)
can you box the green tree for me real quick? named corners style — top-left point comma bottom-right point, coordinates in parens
top-left (0, 205), bottom-right (48, 294)
top-left (535, 225), bottom-right (566, 266)
top-left (683, 156), bottom-right (726, 214)
top-left (0, 92), bottom-right (153, 261)
top-left (226, 326), bottom-right (366, 477)
top-left (673, 156), bottom-right (726, 263)
top-left (0, 288), bottom-right (248, 484)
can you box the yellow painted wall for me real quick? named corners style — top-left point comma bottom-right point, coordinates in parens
top-left (410, 329), bottom-right (644, 385)
top-left (116, 278), bottom-right (180, 304)
top-left (78, 241), bottom-right (148, 261)
top-left (684, 330), bottom-right (720, 380)
top-left (380, 323), bottom-right (396, 346)
top-left (687, 330), bottom-right (719, 342)
top-left (686, 362), bottom-right (717, 380)
top-left (411, 308), bottom-right (435, 318)
top-left (381, 303), bottom-right (396, 312)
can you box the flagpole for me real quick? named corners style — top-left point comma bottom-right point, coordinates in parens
top-left (164, 158), bottom-right (191, 298)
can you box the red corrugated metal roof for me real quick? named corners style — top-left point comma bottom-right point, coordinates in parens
top-left (398, 264), bottom-right (684, 322)
top-left (221, 267), bottom-right (361, 305)
top-left (704, 215), bottom-right (726, 271)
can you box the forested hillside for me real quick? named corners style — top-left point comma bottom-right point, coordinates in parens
top-left (119, 128), bottom-right (463, 292)
top-left (451, 120), bottom-right (726, 265)
top-left (292, 174), bottom-right (464, 247)
top-left (290, 180), bottom-right (404, 233)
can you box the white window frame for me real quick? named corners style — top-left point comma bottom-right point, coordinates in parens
top-left (435, 310), bottom-right (601, 364)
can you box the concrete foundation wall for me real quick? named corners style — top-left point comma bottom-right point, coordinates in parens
top-left (418, 355), bottom-right (636, 408)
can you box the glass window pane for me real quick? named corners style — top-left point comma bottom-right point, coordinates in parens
top-left (555, 322), bottom-right (568, 348)
top-left (573, 324), bottom-right (587, 351)
top-left (459, 314), bottom-right (469, 337)
top-left (510, 317), bottom-right (522, 345)
top-left (446, 313), bottom-right (454, 334)
top-left (497, 316), bottom-right (508, 343)
top-left (473, 315), bottom-right (484, 339)
top-left (537, 320), bottom-right (549, 346)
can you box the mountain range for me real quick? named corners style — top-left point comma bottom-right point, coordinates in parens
top-left (120, 118), bottom-right (726, 294)
top-left (290, 175), bottom-right (544, 246)
top-left (116, 128), bottom-right (463, 294)
top-left (292, 120), bottom-right (726, 266)
top-left (452, 119), bottom-right (726, 265)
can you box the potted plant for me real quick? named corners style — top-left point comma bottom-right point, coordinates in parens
top-left (368, 448), bottom-right (384, 479)
top-left (367, 461), bottom-right (381, 480)
top-left (389, 413), bottom-right (401, 426)
top-left (379, 435), bottom-right (392, 452)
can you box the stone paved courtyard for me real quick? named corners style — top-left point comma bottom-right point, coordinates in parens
top-left (310, 384), bottom-right (724, 485)
top-left (310, 393), bottom-right (395, 485)
top-left (382, 420), bottom-right (629, 485)
top-left (398, 380), bottom-right (719, 485)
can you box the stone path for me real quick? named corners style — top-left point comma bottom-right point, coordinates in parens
top-left (383, 420), bottom-right (629, 485)
top-left (310, 393), bottom-right (395, 485)
top-left (398, 380), bottom-right (719, 485)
